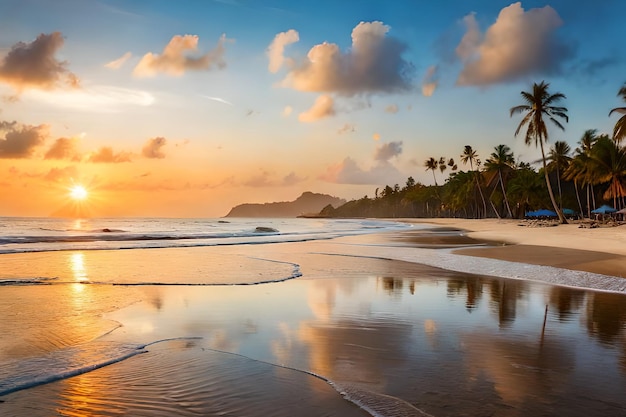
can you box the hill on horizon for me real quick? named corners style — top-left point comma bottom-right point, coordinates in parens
top-left (224, 192), bottom-right (346, 218)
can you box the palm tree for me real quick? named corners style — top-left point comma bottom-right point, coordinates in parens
top-left (588, 135), bottom-right (626, 210)
top-left (424, 157), bottom-right (439, 186)
top-left (484, 144), bottom-right (515, 218)
top-left (545, 141), bottom-right (572, 209)
top-left (564, 129), bottom-right (599, 217)
top-left (461, 145), bottom-right (487, 218)
top-left (608, 82), bottom-right (626, 144)
top-left (510, 81), bottom-right (569, 224)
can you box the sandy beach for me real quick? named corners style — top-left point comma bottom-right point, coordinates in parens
top-left (406, 218), bottom-right (626, 279)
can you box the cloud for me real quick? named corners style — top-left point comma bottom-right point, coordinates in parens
top-left (105, 52), bottom-right (132, 69)
top-left (421, 65), bottom-right (438, 96)
top-left (267, 29), bottom-right (299, 73)
top-left (372, 133), bottom-right (381, 141)
top-left (282, 105), bottom-right (293, 117)
top-left (0, 122), bottom-right (48, 158)
top-left (319, 157), bottom-right (404, 185)
top-left (337, 123), bottom-right (355, 134)
top-left (282, 171), bottom-right (306, 186)
top-left (44, 165), bottom-right (78, 182)
top-left (374, 141), bottom-right (403, 161)
top-left (277, 21), bottom-right (414, 96)
top-left (385, 104), bottom-right (399, 114)
top-left (456, 3), bottom-right (574, 86)
top-left (243, 170), bottom-right (274, 187)
top-left (87, 147), bottom-right (132, 163)
top-left (133, 34), bottom-right (231, 77)
top-left (0, 32), bottom-right (79, 91)
top-left (200, 95), bottom-right (233, 106)
top-left (24, 85), bottom-right (154, 111)
top-left (142, 137), bottom-right (167, 159)
top-left (44, 137), bottom-right (82, 161)
top-left (298, 94), bottom-right (335, 122)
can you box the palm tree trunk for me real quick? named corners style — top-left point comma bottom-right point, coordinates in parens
top-left (489, 177), bottom-right (502, 219)
top-left (475, 171), bottom-right (487, 218)
top-left (556, 165), bottom-right (563, 209)
top-left (539, 139), bottom-right (567, 224)
top-left (498, 170), bottom-right (513, 218)
top-left (574, 179), bottom-right (584, 218)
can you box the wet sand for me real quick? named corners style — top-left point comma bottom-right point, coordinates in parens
top-left (399, 218), bottom-right (626, 279)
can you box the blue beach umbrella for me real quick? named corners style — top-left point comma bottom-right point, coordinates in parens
top-left (526, 209), bottom-right (557, 217)
top-left (591, 205), bottom-right (616, 214)
top-left (562, 208), bottom-right (576, 216)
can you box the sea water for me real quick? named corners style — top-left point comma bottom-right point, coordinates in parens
top-left (1, 217), bottom-right (625, 416)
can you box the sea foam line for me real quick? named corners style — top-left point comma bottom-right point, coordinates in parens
top-left (0, 337), bottom-right (201, 397)
top-left (321, 244), bottom-right (626, 294)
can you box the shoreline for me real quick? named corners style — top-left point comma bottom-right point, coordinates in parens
top-left (397, 218), bottom-right (626, 279)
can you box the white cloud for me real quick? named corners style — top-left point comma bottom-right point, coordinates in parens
top-left (134, 34), bottom-right (231, 77)
top-left (105, 52), bottom-right (132, 69)
top-left (456, 2), bottom-right (573, 86)
top-left (24, 85), bottom-right (154, 112)
top-left (319, 157), bottom-right (404, 185)
top-left (276, 21), bottom-right (414, 96)
top-left (298, 94), bottom-right (335, 122)
top-left (267, 29), bottom-right (299, 73)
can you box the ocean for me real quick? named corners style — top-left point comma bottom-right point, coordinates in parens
top-left (1, 217), bottom-right (625, 416)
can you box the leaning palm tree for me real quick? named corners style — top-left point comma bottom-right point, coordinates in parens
top-left (608, 83), bottom-right (626, 144)
top-left (510, 81), bottom-right (569, 224)
top-left (461, 145), bottom-right (487, 218)
top-left (484, 144), bottom-right (515, 218)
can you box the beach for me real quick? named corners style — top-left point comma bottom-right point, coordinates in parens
top-left (1, 217), bottom-right (625, 416)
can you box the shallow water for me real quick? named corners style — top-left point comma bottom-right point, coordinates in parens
top-left (1, 224), bottom-right (626, 416)
top-left (1, 246), bottom-right (625, 416)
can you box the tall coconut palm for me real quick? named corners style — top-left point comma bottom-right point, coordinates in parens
top-left (484, 144), bottom-right (515, 218)
top-left (424, 157), bottom-right (439, 186)
top-left (461, 145), bottom-right (487, 218)
top-left (545, 141), bottom-right (572, 209)
top-left (510, 81), bottom-right (569, 224)
top-left (565, 129), bottom-right (599, 217)
top-left (608, 83), bottom-right (626, 144)
top-left (589, 135), bottom-right (626, 210)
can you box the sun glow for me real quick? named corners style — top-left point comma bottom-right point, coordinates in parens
top-left (69, 185), bottom-right (89, 201)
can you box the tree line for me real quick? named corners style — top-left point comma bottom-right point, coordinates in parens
top-left (320, 81), bottom-right (626, 221)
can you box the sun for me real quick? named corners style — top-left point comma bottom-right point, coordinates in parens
top-left (69, 185), bottom-right (89, 201)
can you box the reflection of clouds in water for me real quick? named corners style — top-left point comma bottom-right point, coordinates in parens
top-left (462, 333), bottom-right (574, 405)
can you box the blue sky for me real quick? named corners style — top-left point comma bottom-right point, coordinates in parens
top-left (1, 0), bottom-right (624, 217)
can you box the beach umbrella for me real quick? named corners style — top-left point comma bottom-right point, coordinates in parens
top-left (591, 205), bottom-right (616, 214)
top-left (526, 209), bottom-right (557, 217)
top-left (562, 208), bottom-right (576, 216)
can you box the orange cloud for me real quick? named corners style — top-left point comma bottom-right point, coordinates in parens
top-left (44, 165), bottom-right (79, 182)
top-left (105, 52), bottom-right (132, 69)
top-left (44, 137), bottom-right (82, 161)
top-left (298, 94), bottom-right (335, 122)
top-left (0, 121), bottom-right (48, 158)
top-left (385, 104), bottom-right (399, 114)
top-left (421, 65), bottom-right (438, 97)
top-left (276, 21), bottom-right (414, 96)
top-left (142, 137), bottom-right (167, 159)
top-left (267, 29), bottom-right (299, 73)
top-left (0, 32), bottom-right (79, 92)
top-left (456, 3), bottom-right (573, 86)
top-left (133, 34), bottom-right (230, 77)
top-left (87, 147), bottom-right (132, 163)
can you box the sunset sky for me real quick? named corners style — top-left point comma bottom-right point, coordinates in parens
top-left (1, 0), bottom-right (625, 217)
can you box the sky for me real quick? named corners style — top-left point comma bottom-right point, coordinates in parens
top-left (0, 0), bottom-right (625, 218)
